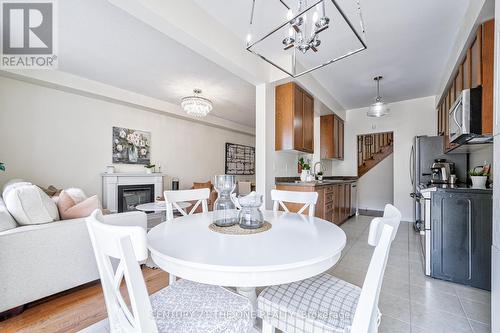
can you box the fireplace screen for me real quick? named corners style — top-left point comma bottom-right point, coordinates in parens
top-left (118, 184), bottom-right (154, 213)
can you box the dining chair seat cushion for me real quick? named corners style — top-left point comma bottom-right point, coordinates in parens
top-left (150, 278), bottom-right (253, 333)
top-left (258, 273), bottom-right (360, 333)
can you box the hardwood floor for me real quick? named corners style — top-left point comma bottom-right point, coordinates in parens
top-left (0, 268), bottom-right (168, 333)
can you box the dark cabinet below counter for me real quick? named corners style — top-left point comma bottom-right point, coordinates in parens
top-left (431, 191), bottom-right (492, 290)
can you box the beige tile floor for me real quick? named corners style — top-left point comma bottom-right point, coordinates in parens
top-left (330, 215), bottom-right (492, 333)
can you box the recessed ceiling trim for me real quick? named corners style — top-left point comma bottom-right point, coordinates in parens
top-left (0, 69), bottom-right (256, 136)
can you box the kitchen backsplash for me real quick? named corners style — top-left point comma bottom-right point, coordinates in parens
top-left (274, 151), bottom-right (301, 176)
top-left (274, 151), bottom-right (336, 177)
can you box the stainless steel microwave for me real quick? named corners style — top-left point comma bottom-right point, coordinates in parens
top-left (449, 86), bottom-right (484, 144)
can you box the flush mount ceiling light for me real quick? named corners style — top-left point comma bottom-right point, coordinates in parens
top-left (367, 76), bottom-right (389, 118)
top-left (245, 0), bottom-right (367, 78)
top-left (181, 89), bottom-right (213, 117)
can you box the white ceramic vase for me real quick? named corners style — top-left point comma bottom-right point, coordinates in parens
top-left (470, 176), bottom-right (487, 188)
top-left (300, 170), bottom-right (310, 182)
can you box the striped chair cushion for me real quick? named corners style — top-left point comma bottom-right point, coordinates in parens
top-left (258, 273), bottom-right (361, 333)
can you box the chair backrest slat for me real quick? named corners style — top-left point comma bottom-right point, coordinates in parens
top-left (350, 225), bottom-right (394, 333)
top-left (164, 188), bottom-right (210, 221)
top-left (271, 189), bottom-right (318, 217)
top-left (86, 210), bottom-right (158, 333)
top-left (368, 204), bottom-right (402, 246)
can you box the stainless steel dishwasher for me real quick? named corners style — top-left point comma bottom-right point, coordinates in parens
top-left (350, 182), bottom-right (358, 216)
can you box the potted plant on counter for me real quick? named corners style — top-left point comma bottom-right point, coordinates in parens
top-left (469, 166), bottom-right (489, 189)
top-left (298, 157), bottom-right (311, 182)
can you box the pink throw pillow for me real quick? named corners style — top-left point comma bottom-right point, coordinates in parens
top-left (57, 190), bottom-right (100, 220)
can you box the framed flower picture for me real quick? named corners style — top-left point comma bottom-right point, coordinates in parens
top-left (112, 127), bottom-right (151, 165)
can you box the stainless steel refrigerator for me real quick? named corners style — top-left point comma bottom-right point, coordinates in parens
top-left (409, 136), bottom-right (467, 226)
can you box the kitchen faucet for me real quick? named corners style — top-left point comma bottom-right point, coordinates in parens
top-left (313, 161), bottom-right (323, 178)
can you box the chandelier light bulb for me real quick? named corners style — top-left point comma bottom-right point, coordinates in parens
top-left (286, 9), bottom-right (293, 21)
top-left (298, 43), bottom-right (310, 53)
top-left (246, 32), bottom-right (252, 44)
top-left (312, 11), bottom-right (319, 23)
top-left (311, 36), bottom-right (320, 48)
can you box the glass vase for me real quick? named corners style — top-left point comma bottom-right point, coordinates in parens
top-left (212, 175), bottom-right (238, 227)
top-left (236, 193), bottom-right (264, 229)
top-left (128, 146), bottom-right (138, 163)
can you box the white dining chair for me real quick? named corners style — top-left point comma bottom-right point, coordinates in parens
top-left (258, 205), bottom-right (402, 333)
top-left (163, 188), bottom-right (210, 284)
top-left (271, 189), bottom-right (318, 217)
top-left (164, 188), bottom-right (209, 221)
top-left (86, 210), bottom-right (252, 333)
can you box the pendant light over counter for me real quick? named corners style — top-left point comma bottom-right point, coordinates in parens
top-left (367, 76), bottom-right (389, 118)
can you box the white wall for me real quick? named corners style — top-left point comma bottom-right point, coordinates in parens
top-left (256, 83), bottom-right (277, 209)
top-left (331, 96), bottom-right (437, 221)
top-left (0, 76), bottom-right (255, 199)
top-left (357, 154), bottom-right (394, 212)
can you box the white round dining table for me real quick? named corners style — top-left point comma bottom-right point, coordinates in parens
top-left (147, 210), bottom-right (346, 310)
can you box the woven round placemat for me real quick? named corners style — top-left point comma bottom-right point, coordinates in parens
top-left (209, 221), bottom-right (272, 235)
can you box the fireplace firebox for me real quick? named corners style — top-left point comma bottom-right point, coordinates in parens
top-left (117, 184), bottom-right (154, 213)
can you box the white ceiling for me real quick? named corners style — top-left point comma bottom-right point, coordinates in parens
top-left (194, 0), bottom-right (470, 109)
top-left (58, 0), bottom-right (256, 127)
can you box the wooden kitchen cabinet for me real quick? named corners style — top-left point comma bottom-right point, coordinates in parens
top-left (275, 182), bottom-right (353, 226)
top-left (482, 20), bottom-right (494, 135)
top-left (275, 82), bottom-right (314, 153)
top-left (437, 19), bottom-right (494, 150)
top-left (315, 186), bottom-right (334, 222)
top-left (338, 120), bottom-right (344, 160)
top-left (344, 184), bottom-right (351, 219)
top-left (320, 114), bottom-right (344, 160)
top-left (332, 183), bottom-right (351, 225)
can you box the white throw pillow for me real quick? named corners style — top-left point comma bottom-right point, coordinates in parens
top-left (3, 184), bottom-right (60, 225)
top-left (0, 197), bottom-right (17, 232)
top-left (64, 188), bottom-right (88, 204)
top-left (2, 179), bottom-right (31, 199)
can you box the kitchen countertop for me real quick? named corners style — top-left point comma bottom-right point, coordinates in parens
top-left (420, 183), bottom-right (493, 194)
top-left (275, 177), bottom-right (357, 187)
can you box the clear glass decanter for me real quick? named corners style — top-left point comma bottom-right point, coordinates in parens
top-left (236, 192), bottom-right (264, 229)
top-left (212, 175), bottom-right (238, 227)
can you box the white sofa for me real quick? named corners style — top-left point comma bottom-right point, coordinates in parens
top-left (0, 194), bottom-right (147, 313)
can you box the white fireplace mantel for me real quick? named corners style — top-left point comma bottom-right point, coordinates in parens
top-left (101, 173), bottom-right (165, 213)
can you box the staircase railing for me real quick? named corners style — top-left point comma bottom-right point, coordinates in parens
top-left (357, 132), bottom-right (393, 177)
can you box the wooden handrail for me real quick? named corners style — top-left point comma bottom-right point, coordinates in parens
top-left (357, 132), bottom-right (394, 177)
